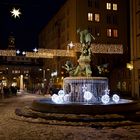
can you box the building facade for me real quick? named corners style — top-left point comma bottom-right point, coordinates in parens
top-left (0, 56), bottom-right (44, 92)
top-left (130, 0), bottom-right (140, 98)
top-left (39, 0), bottom-right (130, 95)
top-left (0, 33), bottom-right (45, 93)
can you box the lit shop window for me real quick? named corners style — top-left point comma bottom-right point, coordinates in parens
top-left (113, 4), bottom-right (117, 11)
top-left (88, 13), bottom-right (93, 21)
top-left (113, 29), bottom-right (118, 37)
top-left (12, 70), bottom-right (20, 74)
top-left (15, 70), bottom-right (20, 74)
top-left (106, 3), bottom-right (111, 10)
top-left (24, 70), bottom-right (29, 74)
top-left (107, 29), bottom-right (112, 37)
top-left (95, 13), bottom-right (100, 22)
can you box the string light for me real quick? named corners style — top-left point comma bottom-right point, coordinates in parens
top-left (0, 50), bottom-right (16, 56)
top-left (0, 42), bottom-right (123, 58)
top-left (74, 43), bottom-right (123, 54)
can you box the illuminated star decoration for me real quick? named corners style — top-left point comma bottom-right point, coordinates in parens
top-left (82, 84), bottom-right (88, 93)
top-left (10, 8), bottom-right (21, 18)
top-left (68, 41), bottom-right (75, 49)
top-left (104, 89), bottom-right (110, 95)
top-left (67, 41), bottom-right (75, 51)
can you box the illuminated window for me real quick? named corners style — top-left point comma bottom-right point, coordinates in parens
top-left (95, 13), bottom-right (100, 22)
top-left (12, 70), bottom-right (20, 74)
top-left (24, 70), bottom-right (29, 74)
top-left (88, 13), bottom-right (93, 21)
top-left (113, 29), bottom-right (118, 37)
top-left (12, 70), bottom-right (14, 73)
top-left (107, 29), bottom-right (112, 37)
top-left (106, 3), bottom-right (111, 10)
top-left (113, 4), bottom-right (117, 10)
top-left (15, 70), bottom-right (20, 74)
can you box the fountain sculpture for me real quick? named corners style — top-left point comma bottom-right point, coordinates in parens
top-left (61, 29), bottom-right (109, 104)
top-left (31, 29), bottom-right (140, 115)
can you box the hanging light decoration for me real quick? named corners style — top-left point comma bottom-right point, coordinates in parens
top-left (10, 7), bottom-right (21, 18)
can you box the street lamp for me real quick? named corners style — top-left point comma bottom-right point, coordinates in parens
top-left (126, 61), bottom-right (133, 70)
top-left (43, 69), bottom-right (46, 81)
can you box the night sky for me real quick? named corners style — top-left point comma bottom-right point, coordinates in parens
top-left (0, 0), bottom-right (66, 50)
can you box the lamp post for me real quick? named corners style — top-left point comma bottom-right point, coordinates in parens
top-left (43, 69), bottom-right (46, 81)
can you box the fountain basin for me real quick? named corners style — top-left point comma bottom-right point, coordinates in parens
top-left (31, 98), bottom-right (140, 115)
top-left (31, 77), bottom-right (140, 115)
top-left (63, 77), bottom-right (108, 103)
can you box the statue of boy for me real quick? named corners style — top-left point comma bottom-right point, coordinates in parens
top-left (77, 29), bottom-right (95, 46)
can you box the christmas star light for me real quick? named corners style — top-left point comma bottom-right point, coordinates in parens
top-left (10, 8), bottom-right (21, 18)
top-left (68, 41), bottom-right (75, 49)
top-left (82, 84), bottom-right (88, 92)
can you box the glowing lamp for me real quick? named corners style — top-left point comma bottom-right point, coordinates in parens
top-left (51, 94), bottom-right (58, 102)
top-left (63, 94), bottom-right (70, 102)
top-left (112, 94), bottom-right (120, 103)
top-left (101, 94), bottom-right (110, 104)
top-left (126, 62), bottom-right (133, 70)
top-left (84, 91), bottom-right (93, 101)
top-left (51, 94), bottom-right (63, 104)
top-left (58, 90), bottom-right (65, 97)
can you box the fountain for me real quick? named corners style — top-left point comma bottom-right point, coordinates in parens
top-left (31, 29), bottom-right (140, 115)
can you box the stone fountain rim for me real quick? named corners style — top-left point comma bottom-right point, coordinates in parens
top-left (64, 76), bottom-right (108, 80)
top-left (31, 98), bottom-right (140, 115)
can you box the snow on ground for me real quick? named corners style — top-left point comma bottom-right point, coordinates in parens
top-left (0, 93), bottom-right (140, 140)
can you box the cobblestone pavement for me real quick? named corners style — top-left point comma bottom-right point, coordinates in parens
top-left (0, 93), bottom-right (140, 140)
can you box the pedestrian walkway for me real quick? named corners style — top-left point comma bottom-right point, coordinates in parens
top-left (0, 93), bottom-right (140, 140)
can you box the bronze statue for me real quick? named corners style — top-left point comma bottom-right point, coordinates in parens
top-left (77, 29), bottom-right (95, 46)
top-left (63, 29), bottom-right (95, 77)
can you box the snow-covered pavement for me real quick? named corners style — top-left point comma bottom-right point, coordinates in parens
top-left (0, 93), bottom-right (140, 140)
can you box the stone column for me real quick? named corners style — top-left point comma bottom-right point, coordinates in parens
top-left (20, 75), bottom-right (24, 91)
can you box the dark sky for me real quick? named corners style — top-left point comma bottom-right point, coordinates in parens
top-left (0, 0), bottom-right (66, 50)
